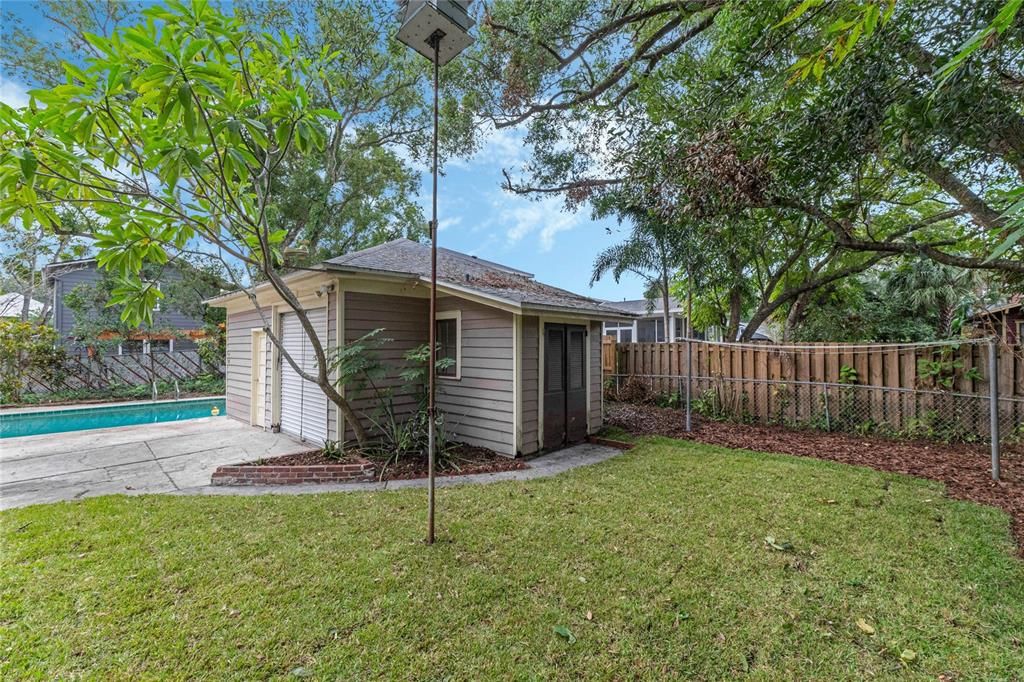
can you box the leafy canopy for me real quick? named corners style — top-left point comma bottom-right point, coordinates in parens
top-left (0, 0), bottom-right (342, 325)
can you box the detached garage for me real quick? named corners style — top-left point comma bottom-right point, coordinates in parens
top-left (211, 239), bottom-right (635, 456)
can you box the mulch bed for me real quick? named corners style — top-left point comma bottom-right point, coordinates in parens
top-left (248, 451), bottom-right (364, 467)
top-left (364, 444), bottom-right (528, 481)
top-left (606, 401), bottom-right (1024, 554)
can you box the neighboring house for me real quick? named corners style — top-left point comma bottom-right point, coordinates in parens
top-left (44, 258), bottom-right (205, 353)
top-left (602, 297), bottom-right (699, 343)
top-left (968, 297), bottom-right (1023, 344)
top-left (601, 296), bottom-right (775, 343)
top-left (0, 292), bottom-right (43, 319)
top-left (207, 238), bottom-right (636, 457)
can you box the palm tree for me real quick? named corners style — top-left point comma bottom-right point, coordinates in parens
top-left (885, 259), bottom-right (985, 338)
top-left (590, 202), bottom-right (692, 340)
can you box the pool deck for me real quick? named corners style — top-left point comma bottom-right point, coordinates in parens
top-left (0, 417), bottom-right (312, 509)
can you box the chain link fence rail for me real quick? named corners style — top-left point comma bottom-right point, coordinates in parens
top-left (605, 338), bottom-right (1024, 480)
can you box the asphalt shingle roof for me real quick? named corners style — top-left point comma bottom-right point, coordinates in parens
top-left (323, 238), bottom-right (635, 317)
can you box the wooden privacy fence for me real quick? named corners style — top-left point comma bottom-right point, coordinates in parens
top-left (606, 339), bottom-right (1024, 443)
top-left (21, 350), bottom-right (220, 396)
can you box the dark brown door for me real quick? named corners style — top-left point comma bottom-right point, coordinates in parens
top-left (544, 324), bottom-right (588, 449)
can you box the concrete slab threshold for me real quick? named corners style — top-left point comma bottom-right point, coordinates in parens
top-left (174, 443), bottom-right (624, 498)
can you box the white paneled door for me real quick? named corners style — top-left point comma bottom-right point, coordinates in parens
top-left (279, 308), bottom-right (329, 444)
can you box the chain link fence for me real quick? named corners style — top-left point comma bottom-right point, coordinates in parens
top-left (606, 338), bottom-right (1024, 480)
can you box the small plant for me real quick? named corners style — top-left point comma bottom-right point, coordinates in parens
top-left (322, 439), bottom-right (345, 461)
top-left (838, 365), bottom-right (858, 385)
top-left (655, 391), bottom-right (681, 409)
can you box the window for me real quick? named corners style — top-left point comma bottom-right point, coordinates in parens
top-left (149, 339), bottom-right (171, 353)
top-left (1017, 320), bottom-right (1024, 344)
top-left (604, 323), bottom-right (636, 343)
top-left (435, 310), bottom-right (460, 379)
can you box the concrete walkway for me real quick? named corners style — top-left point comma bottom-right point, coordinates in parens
top-left (175, 442), bottom-right (623, 498)
top-left (1, 410), bottom-right (624, 508)
top-left (0, 418), bottom-right (309, 509)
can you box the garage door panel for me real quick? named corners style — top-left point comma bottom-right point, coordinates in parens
top-left (279, 308), bottom-right (329, 444)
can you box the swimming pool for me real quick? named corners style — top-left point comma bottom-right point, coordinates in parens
top-left (0, 398), bottom-right (226, 439)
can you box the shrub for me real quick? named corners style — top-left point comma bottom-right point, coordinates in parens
top-left (0, 320), bottom-right (66, 403)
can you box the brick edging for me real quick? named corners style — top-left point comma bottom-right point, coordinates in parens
top-left (586, 435), bottom-right (635, 450)
top-left (211, 456), bottom-right (376, 486)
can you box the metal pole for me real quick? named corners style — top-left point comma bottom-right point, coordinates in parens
top-left (988, 337), bottom-right (1000, 482)
top-left (823, 382), bottom-right (831, 432)
top-left (426, 32), bottom-right (441, 544)
top-left (685, 261), bottom-right (693, 432)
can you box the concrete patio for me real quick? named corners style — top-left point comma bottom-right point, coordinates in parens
top-left (0, 418), bottom-right (309, 509)
top-left (0, 412), bottom-right (625, 509)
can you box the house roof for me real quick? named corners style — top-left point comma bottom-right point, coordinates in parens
top-left (969, 295), bottom-right (1022, 320)
top-left (315, 238), bottom-right (637, 318)
top-left (0, 292), bottom-right (43, 318)
top-left (44, 257), bottom-right (96, 282)
top-left (606, 296), bottom-right (685, 316)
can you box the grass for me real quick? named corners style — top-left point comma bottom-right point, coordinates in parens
top-left (2, 438), bottom-right (1023, 680)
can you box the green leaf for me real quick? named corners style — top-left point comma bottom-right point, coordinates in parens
top-left (553, 625), bottom-right (576, 643)
top-left (773, 0), bottom-right (824, 29)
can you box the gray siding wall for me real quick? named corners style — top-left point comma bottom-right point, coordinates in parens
top-left (520, 316), bottom-right (539, 455)
top-left (590, 320), bottom-right (603, 432)
top-left (51, 262), bottom-right (204, 348)
top-left (224, 307), bottom-right (266, 423)
top-left (436, 297), bottom-right (515, 457)
top-left (343, 292), bottom-right (428, 442)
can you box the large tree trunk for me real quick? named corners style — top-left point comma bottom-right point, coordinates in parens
top-left (726, 286), bottom-right (742, 342)
top-left (783, 291), bottom-right (812, 342)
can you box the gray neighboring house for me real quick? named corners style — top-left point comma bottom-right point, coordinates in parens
top-left (602, 297), bottom-right (699, 343)
top-left (45, 258), bottom-right (205, 353)
top-left (207, 238), bottom-right (636, 457)
top-left (602, 296), bottom-right (775, 343)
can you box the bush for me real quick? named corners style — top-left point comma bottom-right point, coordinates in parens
top-left (0, 320), bottom-right (66, 403)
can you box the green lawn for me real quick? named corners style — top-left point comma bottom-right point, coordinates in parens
top-left (3, 438), bottom-right (1022, 680)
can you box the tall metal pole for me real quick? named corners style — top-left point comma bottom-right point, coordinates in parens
top-left (988, 337), bottom-right (1000, 482)
top-left (426, 31), bottom-right (441, 544)
top-left (685, 260), bottom-right (693, 432)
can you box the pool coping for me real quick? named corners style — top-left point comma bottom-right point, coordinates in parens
top-left (0, 396), bottom-right (227, 417)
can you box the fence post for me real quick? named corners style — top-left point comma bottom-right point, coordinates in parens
top-left (988, 337), bottom-right (1000, 481)
top-left (685, 336), bottom-right (692, 432)
top-left (823, 382), bottom-right (831, 432)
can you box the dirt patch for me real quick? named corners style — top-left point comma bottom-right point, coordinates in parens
top-left (606, 401), bottom-right (1024, 553)
top-left (363, 444), bottom-right (528, 481)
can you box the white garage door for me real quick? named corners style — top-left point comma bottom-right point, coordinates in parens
top-left (279, 308), bottom-right (329, 444)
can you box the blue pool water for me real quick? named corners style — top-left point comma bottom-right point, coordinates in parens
top-left (0, 398), bottom-right (226, 439)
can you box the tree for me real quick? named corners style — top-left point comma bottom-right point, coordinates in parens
top-left (0, 218), bottom-right (88, 322)
top-left (590, 197), bottom-right (690, 337)
top-left (885, 259), bottom-right (986, 338)
top-left (0, 0), bottom-right (457, 265)
top-left (0, 0), bottom-right (436, 447)
top-left (790, 272), bottom-right (937, 343)
top-left (469, 0), bottom-right (1024, 319)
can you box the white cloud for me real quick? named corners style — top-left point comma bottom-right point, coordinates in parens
top-left (0, 76), bottom-right (30, 109)
top-left (438, 216), bottom-right (461, 232)
top-left (498, 194), bottom-right (580, 253)
top-left (448, 123), bottom-right (528, 171)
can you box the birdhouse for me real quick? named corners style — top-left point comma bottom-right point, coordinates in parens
top-left (396, 0), bottom-right (475, 65)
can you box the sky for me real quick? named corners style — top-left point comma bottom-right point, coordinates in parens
top-left (0, 1), bottom-right (647, 303)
